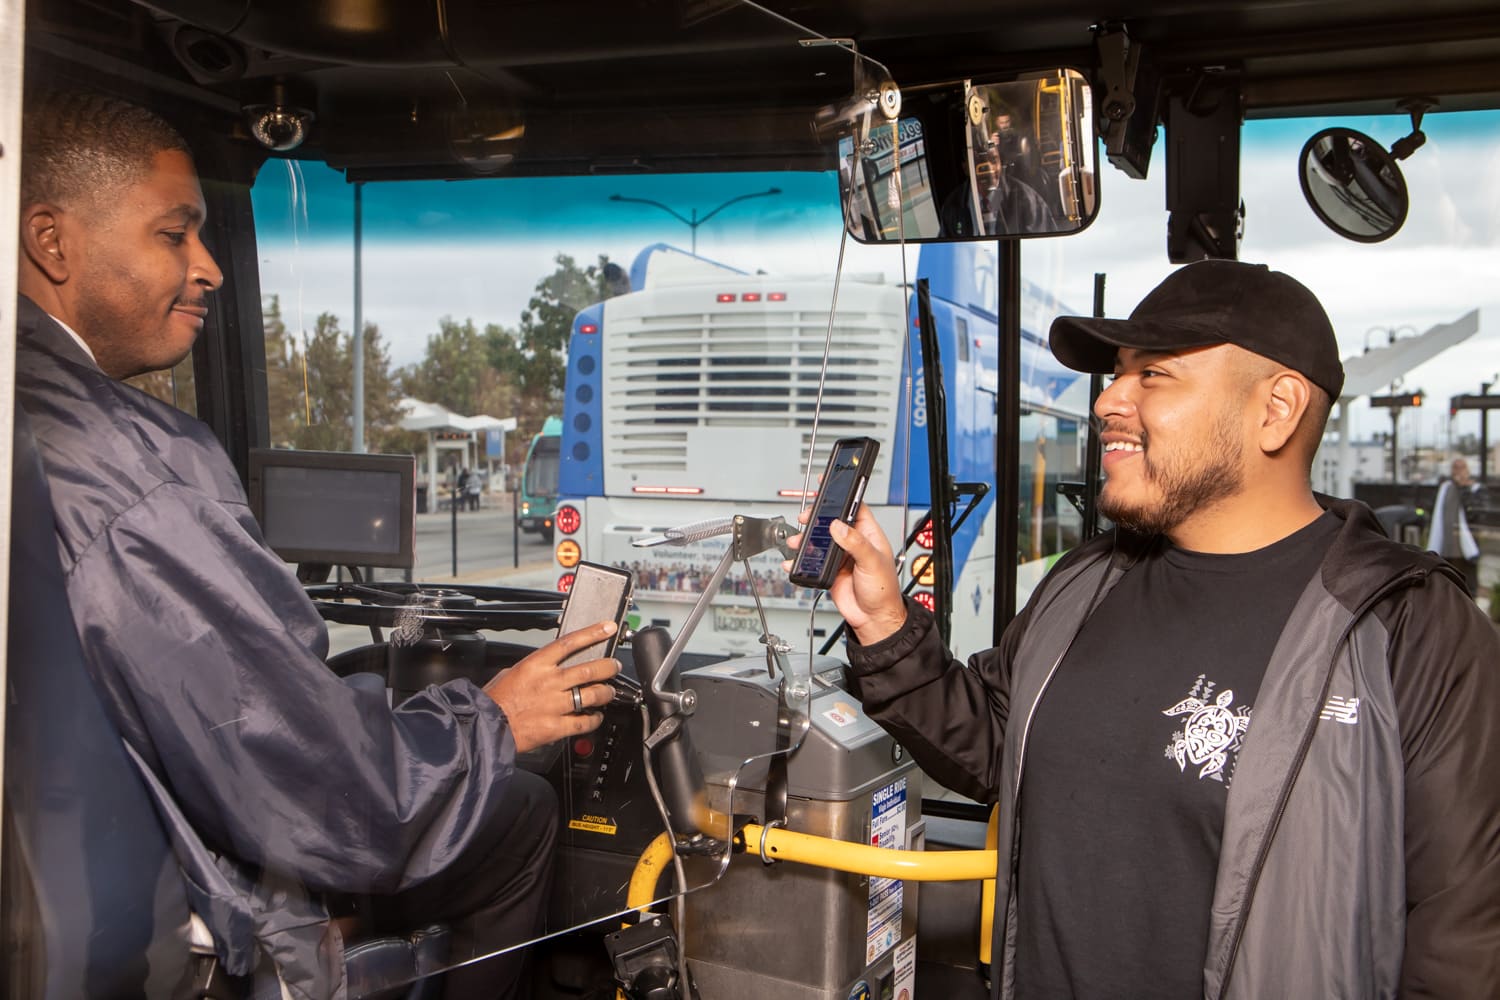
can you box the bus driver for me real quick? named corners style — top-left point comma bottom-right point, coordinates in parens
top-left (15, 89), bottom-right (615, 1000)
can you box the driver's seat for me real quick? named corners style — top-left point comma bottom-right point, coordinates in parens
top-left (3, 405), bottom-right (447, 1000)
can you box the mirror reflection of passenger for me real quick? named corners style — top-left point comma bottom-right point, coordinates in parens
top-left (15, 90), bottom-right (619, 1000)
top-left (788, 260), bottom-right (1500, 997)
top-left (942, 137), bottom-right (1055, 237)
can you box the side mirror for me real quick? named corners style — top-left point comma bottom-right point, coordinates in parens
top-left (1298, 127), bottom-right (1409, 243)
top-left (836, 70), bottom-right (1100, 243)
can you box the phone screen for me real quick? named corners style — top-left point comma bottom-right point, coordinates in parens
top-left (792, 439), bottom-right (873, 585)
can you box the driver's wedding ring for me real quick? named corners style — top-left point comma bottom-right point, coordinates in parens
top-left (571, 686), bottom-right (584, 713)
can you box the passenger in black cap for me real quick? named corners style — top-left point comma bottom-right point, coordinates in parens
top-left (792, 259), bottom-right (1500, 999)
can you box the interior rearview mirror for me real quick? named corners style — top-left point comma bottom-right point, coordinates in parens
top-left (836, 70), bottom-right (1099, 243)
top-left (1298, 126), bottom-right (1409, 243)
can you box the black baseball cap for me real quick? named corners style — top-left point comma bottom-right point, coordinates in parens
top-left (1048, 260), bottom-right (1345, 400)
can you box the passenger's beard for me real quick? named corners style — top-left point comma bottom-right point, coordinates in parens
top-left (1099, 412), bottom-right (1246, 538)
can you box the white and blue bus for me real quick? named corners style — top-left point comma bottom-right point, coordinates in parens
top-left (551, 242), bottom-right (1090, 655)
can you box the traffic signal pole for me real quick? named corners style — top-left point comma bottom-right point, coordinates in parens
top-left (1369, 391), bottom-right (1424, 482)
top-left (1449, 381), bottom-right (1498, 481)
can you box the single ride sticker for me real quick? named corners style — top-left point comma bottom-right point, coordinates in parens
top-left (866, 777), bottom-right (907, 963)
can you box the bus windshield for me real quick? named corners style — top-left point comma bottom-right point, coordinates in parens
top-left (10, 3), bottom-right (1500, 997)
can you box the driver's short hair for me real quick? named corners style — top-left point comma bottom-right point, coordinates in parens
top-left (20, 90), bottom-right (191, 212)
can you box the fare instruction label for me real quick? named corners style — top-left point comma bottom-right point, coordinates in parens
top-left (866, 777), bottom-right (907, 963)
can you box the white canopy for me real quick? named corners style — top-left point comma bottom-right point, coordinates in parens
top-left (399, 397), bottom-right (517, 505)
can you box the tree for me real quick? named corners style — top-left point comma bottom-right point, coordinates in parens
top-left (356, 323), bottom-right (409, 454)
top-left (125, 355), bottom-right (197, 415)
top-left (262, 296), bottom-right (407, 452)
top-left (263, 295), bottom-right (304, 447)
top-left (488, 253), bottom-right (622, 460)
top-left (298, 313), bottom-right (353, 451)
top-left (401, 316), bottom-right (517, 421)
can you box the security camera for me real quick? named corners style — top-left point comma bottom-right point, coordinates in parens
top-left (246, 105), bottom-right (313, 152)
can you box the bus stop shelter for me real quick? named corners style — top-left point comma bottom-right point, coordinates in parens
top-left (399, 397), bottom-right (517, 510)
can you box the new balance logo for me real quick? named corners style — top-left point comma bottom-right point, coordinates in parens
top-left (1319, 696), bottom-right (1360, 725)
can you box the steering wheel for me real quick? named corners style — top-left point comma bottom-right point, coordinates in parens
top-left (305, 581), bottom-right (564, 631)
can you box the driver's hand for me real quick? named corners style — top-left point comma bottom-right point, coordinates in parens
top-left (483, 621), bottom-right (621, 753)
top-left (784, 504), bottom-right (907, 646)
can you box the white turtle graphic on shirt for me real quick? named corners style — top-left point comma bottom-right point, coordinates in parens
top-left (1163, 688), bottom-right (1252, 782)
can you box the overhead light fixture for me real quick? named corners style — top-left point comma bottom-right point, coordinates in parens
top-left (445, 106), bottom-right (525, 175)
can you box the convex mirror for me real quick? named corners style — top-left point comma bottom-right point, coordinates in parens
top-left (837, 69), bottom-right (1099, 243)
top-left (1298, 127), bottom-right (1409, 242)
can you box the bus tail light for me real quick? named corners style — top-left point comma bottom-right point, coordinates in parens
top-left (912, 591), bottom-right (936, 613)
top-left (915, 519), bottom-right (934, 549)
top-left (558, 572), bottom-right (576, 593)
top-left (556, 504), bottom-right (582, 535)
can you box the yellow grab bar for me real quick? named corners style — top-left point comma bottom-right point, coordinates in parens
top-left (739, 823), bottom-right (996, 881)
top-left (627, 831), bottom-right (677, 913)
top-left (979, 805), bottom-right (999, 965)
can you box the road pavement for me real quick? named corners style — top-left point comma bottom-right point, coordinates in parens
top-left (358, 494), bottom-right (559, 586)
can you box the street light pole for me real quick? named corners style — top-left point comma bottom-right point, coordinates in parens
top-left (1482, 378), bottom-right (1494, 481)
top-left (608, 188), bottom-right (782, 255)
top-left (352, 181), bottom-right (366, 453)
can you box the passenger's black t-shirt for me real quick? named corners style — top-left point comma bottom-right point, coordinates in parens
top-left (1012, 512), bottom-right (1340, 999)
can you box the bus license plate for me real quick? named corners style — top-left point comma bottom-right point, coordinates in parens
top-left (713, 606), bottom-right (762, 634)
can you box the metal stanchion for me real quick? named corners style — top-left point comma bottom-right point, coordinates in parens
top-left (512, 487), bottom-right (521, 568)
top-left (450, 488), bottom-right (459, 577)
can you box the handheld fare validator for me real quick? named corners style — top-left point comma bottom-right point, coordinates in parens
top-left (788, 437), bottom-right (880, 590)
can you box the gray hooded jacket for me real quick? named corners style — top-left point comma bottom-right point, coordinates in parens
top-left (847, 499), bottom-right (1500, 999)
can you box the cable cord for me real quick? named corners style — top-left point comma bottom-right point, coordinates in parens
top-left (638, 702), bottom-right (693, 996)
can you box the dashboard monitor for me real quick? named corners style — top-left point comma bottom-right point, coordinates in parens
top-left (247, 449), bottom-right (416, 569)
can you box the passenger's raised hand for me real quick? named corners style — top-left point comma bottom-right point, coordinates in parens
top-left (786, 503), bottom-right (907, 646)
top-left (483, 621), bottom-right (622, 753)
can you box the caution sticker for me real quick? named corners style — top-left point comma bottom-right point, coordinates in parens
top-left (568, 813), bottom-right (618, 835)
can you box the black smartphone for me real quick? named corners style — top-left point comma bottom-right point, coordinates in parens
top-left (557, 562), bottom-right (634, 668)
top-left (788, 437), bottom-right (880, 589)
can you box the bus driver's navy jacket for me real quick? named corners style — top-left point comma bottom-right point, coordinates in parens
top-left (15, 296), bottom-right (524, 1000)
top-left (846, 502), bottom-right (1500, 1000)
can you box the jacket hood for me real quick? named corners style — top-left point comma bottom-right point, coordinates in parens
top-left (1316, 494), bottom-right (1461, 612)
top-left (1087, 494), bottom-right (1458, 615)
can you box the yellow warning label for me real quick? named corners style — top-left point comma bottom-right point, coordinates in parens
top-left (568, 816), bottom-right (618, 835)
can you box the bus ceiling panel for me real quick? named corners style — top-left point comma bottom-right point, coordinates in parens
top-left (316, 102), bottom-right (836, 179)
top-left (130, 0), bottom-right (830, 69)
top-left (30, 0), bottom-right (1500, 160)
top-left (1242, 59), bottom-right (1500, 119)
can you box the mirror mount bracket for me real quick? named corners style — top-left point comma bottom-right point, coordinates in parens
top-left (1390, 96), bottom-right (1436, 161)
top-left (1094, 23), bottom-right (1161, 180)
top-left (1165, 70), bottom-right (1244, 262)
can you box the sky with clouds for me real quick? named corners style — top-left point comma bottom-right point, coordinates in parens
top-left (252, 108), bottom-right (1500, 451)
